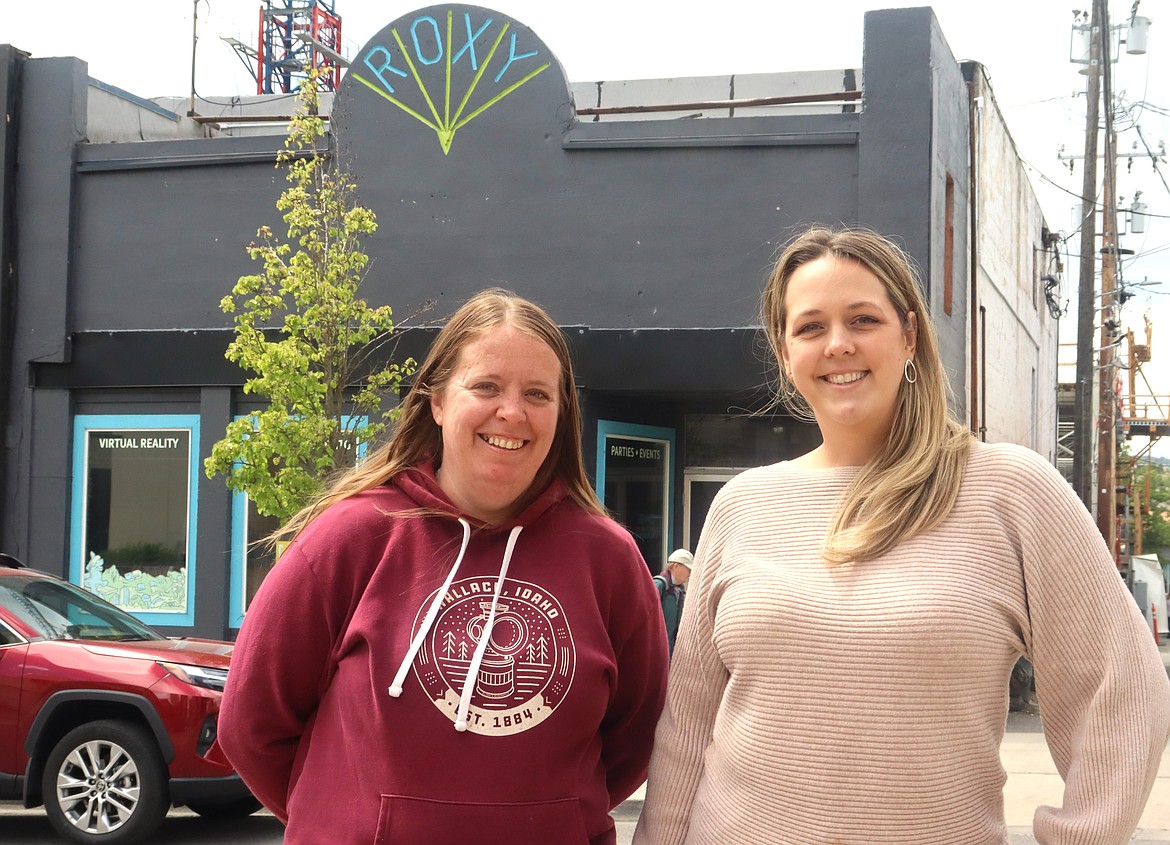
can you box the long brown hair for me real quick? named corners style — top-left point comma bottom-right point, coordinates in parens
top-left (762, 227), bottom-right (972, 563)
top-left (277, 288), bottom-right (604, 541)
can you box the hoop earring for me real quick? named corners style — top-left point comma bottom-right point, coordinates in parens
top-left (779, 372), bottom-right (798, 400)
top-left (904, 358), bottom-right (918, 384)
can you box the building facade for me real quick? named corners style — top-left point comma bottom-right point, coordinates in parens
top-left (0, 5), bottom-right (1058, 638)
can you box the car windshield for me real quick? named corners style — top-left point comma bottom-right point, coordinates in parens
top-left (0, 576), bottom-right (161, 642)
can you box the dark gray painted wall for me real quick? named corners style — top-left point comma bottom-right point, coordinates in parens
top-left (62, 6), bottom-right (970, 347)
top-left (13, 57), bottom-right (82, 365)
top-left (72, 138), bottom-right (288, 330)
top-left (858, 8), bottom-right (935, 251)
top-left (858, 7), bottom-right (970, 412)
top-left (0, 45), bottom-right (23, 546)
top-left (5, 57), bottom-right (88, 563)
top-left (195, 387), bottom-right (233, 635)
top-left (69, 130), bottom-right (859, 334)
top-left (66, 7), bottom-right (864, 336)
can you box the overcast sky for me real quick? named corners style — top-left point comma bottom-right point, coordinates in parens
top-left (3, 1), bottom-right (1169, 456)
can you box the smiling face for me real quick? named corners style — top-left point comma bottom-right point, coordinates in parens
top-left (429, 324), bottom-right (562, 524)
top-left (781, 255), bottom-right (917, 465)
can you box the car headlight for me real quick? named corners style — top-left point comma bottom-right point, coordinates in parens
top-left (159, 661), bottom-right (229, 692)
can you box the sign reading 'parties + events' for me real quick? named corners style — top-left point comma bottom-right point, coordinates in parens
top-left (351, 8), bottom-right (550, 155)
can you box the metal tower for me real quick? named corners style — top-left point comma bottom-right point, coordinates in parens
top-left (258, 0), bottom-right (343, 95)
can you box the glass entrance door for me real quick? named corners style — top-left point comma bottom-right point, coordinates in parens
top-left (683, 470), bottom-right (743, 550)
top-left (595, 421), bottom-right (675, 571)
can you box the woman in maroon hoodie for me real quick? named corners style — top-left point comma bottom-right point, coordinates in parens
top-left (217, 288), bottom-right (669, 844)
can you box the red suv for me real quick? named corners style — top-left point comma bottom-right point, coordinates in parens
top-left (0, 554), bottom-right (258, 844)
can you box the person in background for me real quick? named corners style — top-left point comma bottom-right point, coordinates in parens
top-left (634, 227), bottom-right (1170, 845)
top-left (218, 288), bottom-right (669, 845)
top-left (654, 549), bottom-right (692, 656)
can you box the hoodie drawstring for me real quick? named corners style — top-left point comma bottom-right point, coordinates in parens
top-left (455, 525), bottom-right (522, 732)
top-left (388, 518), bottom-right (472, 698)
top-left (387, 520), bottom-right (526, 734)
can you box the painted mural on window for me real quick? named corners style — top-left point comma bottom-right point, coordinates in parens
top-left (350, 9), bottom-right (550, 154)
top-left (82, 430), bottom-right (192, 613)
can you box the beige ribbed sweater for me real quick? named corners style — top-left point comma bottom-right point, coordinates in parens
top-left (633, 441), bottom-right (1170, 845)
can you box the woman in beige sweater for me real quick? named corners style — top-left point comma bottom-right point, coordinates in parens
top-left (633, 227), bottom-right (1170, 845)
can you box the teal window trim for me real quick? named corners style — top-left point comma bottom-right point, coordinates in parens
top-left (595, 420), bottom-right (676, 554)
top-left (228, 415), bottom-right (369, 628)
top-left (70, 414), bottom-right (201, 627)
top-left (228, 485), bottom-right (249, 629)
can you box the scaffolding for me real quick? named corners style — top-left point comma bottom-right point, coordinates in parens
top-left (257, 1), bottom-right (343, 95)
top-left (1119, 315), bottom-right (1168, 557)
top-left (1123, 316), bottom-right (1169, 440)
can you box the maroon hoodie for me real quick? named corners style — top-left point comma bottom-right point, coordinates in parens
top-left (218, 463), bottom-right (669, 844)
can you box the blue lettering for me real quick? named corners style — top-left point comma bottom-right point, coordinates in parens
top-left (493, 32), bottom-right (538, 83)
top-left (411, 16), bottom-right (443, 65)
top-left (363, 45), bottom-right (407, 93)
top-left (452, 12), bottom-right (492, 70)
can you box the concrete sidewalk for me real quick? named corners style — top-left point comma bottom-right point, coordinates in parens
top-left (614, 643), bottom-right (1170, 844)
top-left (1000, 709), bottom-right (1169, 843)
top-left (614, 722), bottom-right (1170, 843)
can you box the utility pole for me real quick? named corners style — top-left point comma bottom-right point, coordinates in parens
top-left (1094, 0), bottom-right (1120, 560)
top-left (1097, 129), bottom-right (1118, 556)
top-left (1072, 0), bottom-right (1104, 510)
top-left (189, 0), bottom-right (199, 117)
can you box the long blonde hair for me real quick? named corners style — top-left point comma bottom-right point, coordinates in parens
top-left (762, 227), bottom-right (972, 563)
top-left (277, 288), bottom-right (604, 541)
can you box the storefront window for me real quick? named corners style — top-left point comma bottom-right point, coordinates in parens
top-left (229, 494), bottom-right (282, 628)
top-left (595, 421), bottom-right (675, 571)
top-left (681, 413), bottom-right (820, 549)
top-left (684, 413), bottom-right (820, 468)
top-left (70, 415), bottom-right (200, 626)
top-left (228, 417), bottom-right (367, 628)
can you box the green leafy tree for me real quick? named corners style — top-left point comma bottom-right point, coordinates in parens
top-left (1135, 461), bottom-right (1170, 562)
top-left (205, 71), bottom-right (414, 521)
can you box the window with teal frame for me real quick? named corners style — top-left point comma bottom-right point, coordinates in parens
top-left (595, 420), bottom-right (676, 569)
top-left (228, 416), bottom-right (369, 628)
top-left (70, 414), bottom-right (201, 627)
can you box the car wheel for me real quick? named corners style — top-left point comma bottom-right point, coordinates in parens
top-left (41, 719), bottom-right (169, 845)
top-left (185, 795), bottom-right (262, 819)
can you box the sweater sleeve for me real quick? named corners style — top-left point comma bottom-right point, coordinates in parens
top-left (601, 546), bottom-right (670, 808)
top-left (633, 491), bottom-right (733, 845)
top-left (1005, 447), bottom-right (1170, 844)
top-left (216, 537), bottom-right (345, 823)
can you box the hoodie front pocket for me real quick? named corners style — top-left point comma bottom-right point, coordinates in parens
top-left (372, 794), bottom-right (589, 844)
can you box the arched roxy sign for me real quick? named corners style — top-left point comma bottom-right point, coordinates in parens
top-left (338, 5), bottom-right (566, 155)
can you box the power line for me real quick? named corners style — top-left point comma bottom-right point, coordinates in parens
top-left (1131, 122), bottom-right (1170, 199)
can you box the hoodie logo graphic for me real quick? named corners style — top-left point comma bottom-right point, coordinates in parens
top-left (412, 576), bottom-right (575, 735)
